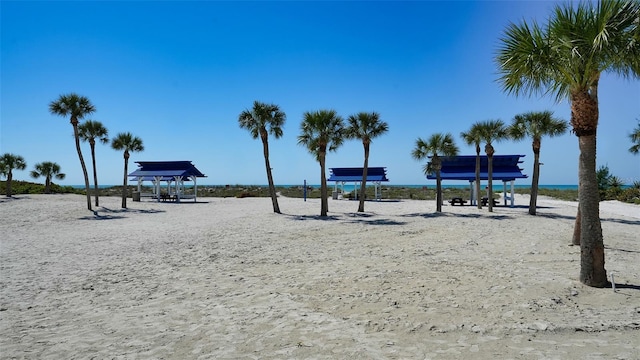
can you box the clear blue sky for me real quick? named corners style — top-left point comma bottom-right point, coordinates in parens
top-left (2, 1), bottom-right (639, 186)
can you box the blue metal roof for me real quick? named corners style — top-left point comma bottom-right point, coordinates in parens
top-left (128, 161), bottom-right (206, 179)
top-left (328, 167), bottom-right (389, 182)
top-left (426, 155), bottom-right (527, 181)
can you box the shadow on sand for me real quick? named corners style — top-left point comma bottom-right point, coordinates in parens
top-left (402, 212), bottom-right (513, 220)
top-left (79, 206), bottom-right (166, 220)
top-left (0, 195), bottom-right (29, 203)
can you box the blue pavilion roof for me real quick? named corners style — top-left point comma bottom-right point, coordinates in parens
top-left (328, 167), bottom-right (389, 182)
top-left (128, 161), bottom-right (206, 179)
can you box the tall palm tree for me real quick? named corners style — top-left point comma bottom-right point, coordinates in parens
top-left (111, 132), bottom-right (144, 209)
top-left (49, 93), bottom-right (96, 211)
top-left (461, 123), bottom-right (485, 209)
top-left (345, 112), bottom-right (389, 212)
top-left (412, 133), bottom-right (459, 212)
top-left (297, 110), bottom-right (345, 217)
top-left (0, 153), bottom-right (27, 197)
top-left (78, 120), bottom-right (109, 207)
top-left (30, 162), bottom-right (66, 194)
top-left (509, 111), bottom-right (568, 215)
top-left (476, 120), bottom-right (509, 213)
top-left (238, 101), bottom-right (286, 214)
top-left (629, 122), bottom-right (640, 154)
top-left (496, 0), bottom-right (639, 287)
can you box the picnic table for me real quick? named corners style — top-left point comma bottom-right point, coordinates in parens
top-left (449, 197), bottom-right (468, 206)
top-left (481, 197), bottom-right (499, 206)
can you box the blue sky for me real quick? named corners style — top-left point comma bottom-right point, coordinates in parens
top-left (2, 1), bottom-right (639, 186)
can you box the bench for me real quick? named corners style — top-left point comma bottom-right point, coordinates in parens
top-left (481, 197), bottom-right (499, 206)
top-left (449, 197), bottom-right (467, 206)
top-left (160, 194), bottom-right (178, 202)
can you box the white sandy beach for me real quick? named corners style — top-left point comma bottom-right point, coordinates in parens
top-left (1, 193), bottom-right (639, 359)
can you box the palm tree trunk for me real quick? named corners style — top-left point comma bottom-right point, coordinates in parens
top-left (487, 152), bottom-right (494, 212)
top-left (45, 176), bottom-right (51, 194)
top-left (475, 147), bottom-right (482, 209)
top-left (572, 205), bottom-right (581, 246)
top-left (320, 152), bottom-right (328, 216)
top-left (436, 170), bottom-right (442, 213)
top-left (529, 150), bottom-right (541, 215)
top-left (122, 153), bottom-right (129, 209)
top-left (358, 143), bottom-right (370, 212)
top-left (6, 171), bottom-right (12, 197)
top-left (578, 134), bottom-right (607, 287)
top-left (90, 142), bottom-right (100, 207)
top-left (262, 136), bottom-right (280, 214)
top-left (72, 122), bottom-right (93, 211)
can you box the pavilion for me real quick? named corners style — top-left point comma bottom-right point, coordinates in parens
top-left (427, 155), bottom-right (528, 207)
top-left (328, 167), bottom-right (389, 200)
top-left (128, 161), bottom-right (206, 202)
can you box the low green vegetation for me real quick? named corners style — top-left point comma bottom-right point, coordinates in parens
top-left (0, 180), bottom-right (79, 195)
top-left (3, 181), bottom-right (638, 204)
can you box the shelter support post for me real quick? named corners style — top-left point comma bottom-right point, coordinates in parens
top-left (154, 176), bottom-right (162, 202)
top-left (503, 181), bottom-right (507, 206)
top-left (510, 180), bottom-right (515, 207)
top-left (193, 176), bottom-right (197, 202)
top-left (469, 181), bottom-right (475, 205)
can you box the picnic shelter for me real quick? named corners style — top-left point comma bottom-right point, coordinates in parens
top-left (426, 155), bottom-right (528, 207)
top-left (328, 167), bottom-right (389, 200)
top-left (128, 161), bottom-right (206, 202)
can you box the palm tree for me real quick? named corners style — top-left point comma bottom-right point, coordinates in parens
top-left (345, 112), bottom-right (389, 212)
top-left (476, 120), bottom-right (509, 213)
top-left (0, 153), bottom-right (27, 197)
top-left (111, 132), bottom-right (144, 209)
top-left (509, 111), bottom-right (568, 215)
top-left (238, 101), bottom-right (286, 214)
top-left (496, 0), bottom-right (639, 287)
top-left (78, 120), bottom-right (109, 207)
top-left (629, 122), bottom-right (640, 154)
top-left (297, 110), bottom-right (345, 217)
top-left (461, 123), bottom-right (485, 209)
top-left (49, 93), bottom-right (96, 211)
top-left (30, 162), bottom-right (66, 194)
top-left (412, 133), bottom-right (459, 212)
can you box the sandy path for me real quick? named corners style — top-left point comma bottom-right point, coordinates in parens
top-left (1, 194), bottom-right (638, 359)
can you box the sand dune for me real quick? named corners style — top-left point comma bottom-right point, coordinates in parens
top-left (1, 194), bottom-right (638, 359)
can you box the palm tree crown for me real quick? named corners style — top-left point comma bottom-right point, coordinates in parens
top-left (476, 120), bottom-right (508, 155)
top-left (79, 120), bottom-right (109, 146)
top-left (509, 111), bottom-right (567, 144)
top-left (49, 93), bottom-right (96, 125)
top-left (298, 110), bottom-right (345, 161)
top-left (345, 112), bottom-right (389, 212)
top-left (345, 112), bottom-right (389, 146)
top-left (112, 132), bottom-right (144, 153)
top-left (629, 122), bottom-right (640, 154)
top-left (497, 0), bottom-right (639, 104)
top-left (30, 162), bottom-right (65, 194)
top-left (238, 101), bottom-right (285, 140)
